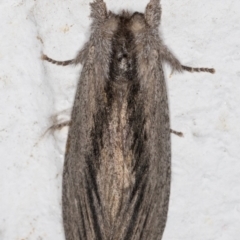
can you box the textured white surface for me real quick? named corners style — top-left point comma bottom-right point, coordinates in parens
top-left (0, 0), bottom-right (240, 239)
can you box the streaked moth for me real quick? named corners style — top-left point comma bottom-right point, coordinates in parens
top-left (42, 0), bottom-right (215, 239)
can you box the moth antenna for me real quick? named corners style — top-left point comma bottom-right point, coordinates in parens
top-left (182, 65), bottom-right (215, 74)
top-left (42, 54), bottom-right (74, 66)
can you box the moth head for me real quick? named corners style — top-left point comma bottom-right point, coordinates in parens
top-left (145, 0), bottom-right (161, 28)
top-left (129, 12), bottom-right (147, 32)
top-left (90, 0), bottom-right (161, 32)
top-left (123, 0), bottom-right (162, 33)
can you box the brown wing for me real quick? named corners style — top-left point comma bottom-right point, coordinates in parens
top-left (62, 1), bottom-right (171, 240)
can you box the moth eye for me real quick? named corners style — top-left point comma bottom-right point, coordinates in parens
top-left (122, 53), bottom-right (128, 58)
top-left (118, 57), bottom-right (122, 62)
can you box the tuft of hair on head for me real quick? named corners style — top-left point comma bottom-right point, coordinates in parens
top-left (90, 0), bottom-right (107, 22)
top-left (145, 0), bottom-right (161, 28)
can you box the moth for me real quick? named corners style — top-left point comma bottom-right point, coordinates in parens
top-left (42, 0), bottom-right (214, 239)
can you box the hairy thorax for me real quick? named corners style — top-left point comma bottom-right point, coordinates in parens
top-left (97, 15), bottom-right (139, 224)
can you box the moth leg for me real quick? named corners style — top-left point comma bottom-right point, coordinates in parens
top-left (40, 120), bottom-right (71, 140)
top-left (48, 120), bottom-right (71, 132)
top-left (42, 54), bottom-right (74, 66)
top-left (170, 129), bottom-right (184, 137)
top-left (181, 65), bottom-right (215, 74)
